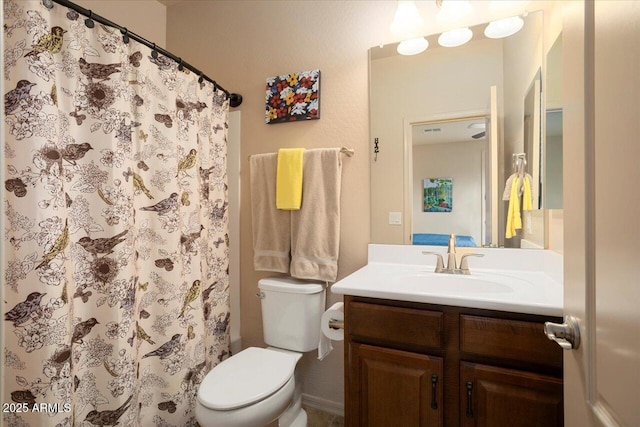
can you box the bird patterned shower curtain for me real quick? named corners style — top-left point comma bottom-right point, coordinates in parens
top-left (2, 1), bottom-right (230, 425)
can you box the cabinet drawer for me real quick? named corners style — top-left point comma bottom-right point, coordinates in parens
top-left (349, 302), bottom-right (443, 350)
top-left (460, 315), bottom-right (562, 368)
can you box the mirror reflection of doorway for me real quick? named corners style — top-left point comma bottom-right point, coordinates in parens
top-left (409, 115), bottom-right (491, 247)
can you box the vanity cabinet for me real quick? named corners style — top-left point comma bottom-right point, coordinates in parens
top-left (344, 296), bottom-right (563, 426)
top-left (350, 343), bottom-right (443, 426)
top-left (460, 362), bottom-right (563, 426)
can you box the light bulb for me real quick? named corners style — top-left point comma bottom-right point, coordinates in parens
top-left (484, 16), bottom-right (524, 39)
top-left (397, 37), bottom-right (429, 56)
top-left (438, 27), bottom-right (473, 47)
top-left (390, 1), bottom-right (424, 38)
top-left (437, 0), bottom-right (473, 27)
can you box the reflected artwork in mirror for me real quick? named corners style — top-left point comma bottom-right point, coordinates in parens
top-left (370, 10), bottom-right (554, 249)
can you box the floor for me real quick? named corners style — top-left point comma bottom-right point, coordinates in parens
top-left (265, 406), bottom-right (344, 427)
top-left (305, 406), bottom-right (344, 427)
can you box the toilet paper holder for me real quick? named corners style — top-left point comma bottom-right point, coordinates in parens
top-left (328, 319), bottom-right (344, 330)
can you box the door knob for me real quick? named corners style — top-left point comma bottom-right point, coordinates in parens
top-left (544, 315), bottom-right (580, 350)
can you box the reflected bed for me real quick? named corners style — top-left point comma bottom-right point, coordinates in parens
top-left (412, 233), bottom-right (477, 247)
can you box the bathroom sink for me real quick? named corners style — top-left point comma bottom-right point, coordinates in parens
top-left (392, 271), bottom-right (532, 295)
top-left (387, 270), bottom-right (546, 304)
top-left (330, 246), bottom-right (564, 316)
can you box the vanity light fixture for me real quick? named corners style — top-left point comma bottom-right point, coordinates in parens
top-left (397, 37), bottom-right (429, 56)
top-left (434, 0), bottom-right (473, 48)
top-left (391, 1), bottom-right (428, 56)
top-left (390, 1), bottom-right (423, 38)
top-left (436, 0), bottom-right (473, 27)
top-left (484, 15), bottom-right (525, 39)
top-left (438, 27), bottom-right (473, 48)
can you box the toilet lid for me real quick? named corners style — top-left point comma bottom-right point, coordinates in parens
top-left (197, 347), bottom-right (297, 410)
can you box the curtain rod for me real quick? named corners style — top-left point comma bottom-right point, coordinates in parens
top-left (44, 0), bottom-right (243, 107)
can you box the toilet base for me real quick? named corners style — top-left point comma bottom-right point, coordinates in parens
top-left (278, 366), bottom-right (306, 427)
top-left (280, 408), bottom-right (306, 427)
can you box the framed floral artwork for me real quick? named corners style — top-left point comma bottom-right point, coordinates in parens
top-left (265, 69), bottom-right (320, 124)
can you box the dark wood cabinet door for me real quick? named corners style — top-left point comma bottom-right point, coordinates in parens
top-left (461, 362), bottom-right (563, 427)
top-left (348, 343), bottom-right (443, 427)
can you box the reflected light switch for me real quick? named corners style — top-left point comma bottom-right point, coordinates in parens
top-left (389, 212), bottom-right (402, 225)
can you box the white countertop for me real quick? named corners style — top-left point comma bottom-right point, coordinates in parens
top-left (331, 245), bottom-right (564, 317)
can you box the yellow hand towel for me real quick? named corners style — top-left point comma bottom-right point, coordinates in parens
top-left (276, 148), bottom-right (305, 210)
top-left (522, 175), bottom-right (533, 211)
top-left (505, 176), bottom-right (522, 238)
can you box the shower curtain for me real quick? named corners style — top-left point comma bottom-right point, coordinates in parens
top-left (3, 1), bottom-right (230, 425)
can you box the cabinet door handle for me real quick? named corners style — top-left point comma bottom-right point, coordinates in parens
top-left (430, 374), bottom-right (438, 410)
top-left (465, 381), bottom-right (474, 418)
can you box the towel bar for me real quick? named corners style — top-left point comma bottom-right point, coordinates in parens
top-left (248, 147), bottom-right (354, 161)
top-left (339, 147), bottom-right (355, 157)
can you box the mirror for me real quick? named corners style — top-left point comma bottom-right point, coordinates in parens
top-left (544, 33), bottom-right (563, 209)
top-left (370, 10), bottom-right (545, 248)
top-left (523, 68), bottom-right (542, 211)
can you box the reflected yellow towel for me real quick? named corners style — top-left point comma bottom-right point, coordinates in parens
top-left (276, 148), bottom-right (305, 210)
top-left (506, 177), bottom-right (522, 238)
top-left (522, 176), bottom-right (532, 211)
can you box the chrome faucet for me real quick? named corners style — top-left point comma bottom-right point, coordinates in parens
top-left (422, 233), bottom-right (484, 275)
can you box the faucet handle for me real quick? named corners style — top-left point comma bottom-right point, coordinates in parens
top-left (459, 253), bottom-right (485, 274)
top-left (422, 251), bottom-right (445, 273)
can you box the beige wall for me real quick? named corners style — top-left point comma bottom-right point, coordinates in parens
top-left (163, 0), bottom-right (568, 407)
top-left (73, 0), bottom-right (166, 46)
top-left (544, 1), bottom-right (565, 254)
top-left (165, 0), bottom-right (400, 407)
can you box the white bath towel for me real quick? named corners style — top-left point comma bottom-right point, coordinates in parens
top-left (290, 149), bottom-right (342, 282)
top-left (503, 172), bottom-right (534, 201)
top-left (249, 153), bottom-right (291, 273)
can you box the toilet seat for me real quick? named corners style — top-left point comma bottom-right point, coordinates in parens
top-left (197, 347), bottom-right (298, 410)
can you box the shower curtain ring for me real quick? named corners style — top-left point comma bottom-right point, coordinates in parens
top-left (178, 58), bottom-right (184, 71)
top-left (85, 11), bottom-right (95, 28)
top-left (42, 0), bottom-right (54, 10)
top-left (121, 27), bottom-right (129, 44)
top-left (151, 43), bottom-right (158, 59)
top-left (198, 73), bottom-right (204, 84)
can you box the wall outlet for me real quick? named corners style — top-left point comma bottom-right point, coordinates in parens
top-left (388, 212), bottom-right (402, 225)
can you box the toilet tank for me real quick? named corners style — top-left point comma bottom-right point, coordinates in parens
top-left (258, 277), bottom-right (326, 352)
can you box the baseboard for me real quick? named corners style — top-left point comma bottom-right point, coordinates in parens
top-left (301, 393), bottom-right (344, 417)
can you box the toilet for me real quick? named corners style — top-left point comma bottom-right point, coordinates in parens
top-left (195, 277), bottom-right (326, 427)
